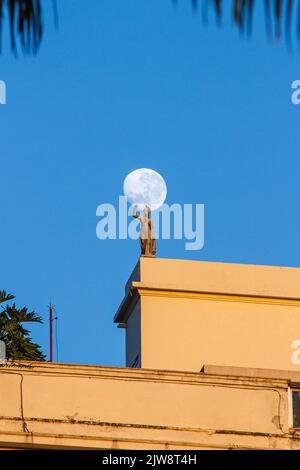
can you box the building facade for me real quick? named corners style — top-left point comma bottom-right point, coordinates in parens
top-left (1, 258), bottom-right (300, 450)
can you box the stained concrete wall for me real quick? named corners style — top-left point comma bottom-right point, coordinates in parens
top-left (0, 362), bottom-right (299, 450)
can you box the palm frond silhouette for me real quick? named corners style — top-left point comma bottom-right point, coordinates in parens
top-left (0, 1), bottom-right (298, 55)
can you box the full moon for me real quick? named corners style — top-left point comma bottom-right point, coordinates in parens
top-left (123, 168), bottom-right (167, 211)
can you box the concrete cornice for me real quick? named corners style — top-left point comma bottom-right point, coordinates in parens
top-left (1, 419), bottom-right (300, 450)
top-left (114, 280), bottom-right (300, 324)
top-left (134, 282), bottom-right (300, 306)
top-left (0, 361), bottom-right (294, 388)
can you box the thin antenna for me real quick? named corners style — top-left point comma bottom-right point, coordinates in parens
top-left (49, 303), bottom-right (59, 363)
top-left (49, 303), bottom-right (53, 362)
top-left (54, 307), bottom-right (59, 362)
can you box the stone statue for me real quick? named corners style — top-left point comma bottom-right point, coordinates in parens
top-left (133, 205), bottom-right (156, 257)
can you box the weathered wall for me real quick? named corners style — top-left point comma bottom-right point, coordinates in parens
top-left (0, 362), bottom-right (299, 450)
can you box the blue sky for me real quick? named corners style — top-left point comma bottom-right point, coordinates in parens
top-left (1, 1), bottom-right (300, 366)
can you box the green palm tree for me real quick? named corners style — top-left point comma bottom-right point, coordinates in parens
top-left (0, 290), bottom-right (45, 361)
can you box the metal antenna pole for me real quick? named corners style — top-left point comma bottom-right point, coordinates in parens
top-left (49, 304), bottom-right (53, 362)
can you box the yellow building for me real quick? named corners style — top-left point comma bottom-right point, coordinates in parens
top-left (1, 258), bottom-right (300, 450)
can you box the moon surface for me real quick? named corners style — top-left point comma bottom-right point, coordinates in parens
top-left (123, 168), bottom-right (167, 211)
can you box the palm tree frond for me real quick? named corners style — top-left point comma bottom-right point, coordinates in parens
top-left (1, 1), bottom-right (300, 55)
top-left (0, 0), bottom-right (43, 54)
top-left (0, 290), bottom-right (15, 304)
top-left (184, 0), bottom-right (300, 42)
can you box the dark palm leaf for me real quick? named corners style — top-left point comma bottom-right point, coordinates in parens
top-left (5, 304), bottom-right (43, 323)
top-left (0, 0), bottom-right (43, 53)
top-left (177, 0), bottom-right (298, 42)
top-left (0, 290), bottom-right (45, 361)
top-left (0, 290), bottom-right (14, 304)
top-left (0, 1), bottom-right (299, 55)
